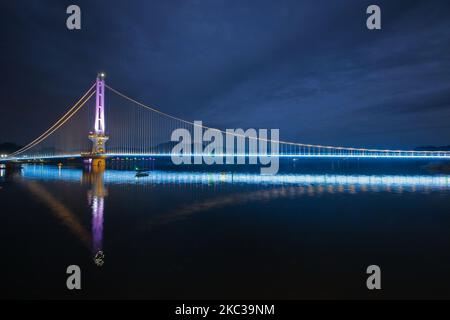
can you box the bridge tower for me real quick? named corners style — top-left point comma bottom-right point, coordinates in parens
top-left (88, 73), bottom-right (109, 167)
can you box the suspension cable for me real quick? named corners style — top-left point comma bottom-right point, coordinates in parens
top-left (106, 85), bottom-right (448, 154)
top-left (9, 85), bottom-right (95, 158)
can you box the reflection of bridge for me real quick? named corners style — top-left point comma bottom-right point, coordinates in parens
top-left (4, 74), bottom-right (450, 163)
top-left (17, 164), bottom-right (450, 230)
top-left (14, 165), bottom-right (106, 266)
top-left (20, 165), bottom-right (450, 191)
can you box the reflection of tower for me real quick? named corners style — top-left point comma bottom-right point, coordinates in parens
top-left (84, 165), bottom-right (107, 266)
top-left (88, 73), bottom-right (109, 168)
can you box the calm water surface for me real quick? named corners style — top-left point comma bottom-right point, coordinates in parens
top-left (1, 160), bottom-right (450, 299)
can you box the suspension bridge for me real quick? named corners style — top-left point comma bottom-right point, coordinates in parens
top-left (3, 74), bottom-right (450, 165)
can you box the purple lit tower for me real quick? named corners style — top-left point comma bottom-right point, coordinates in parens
top-left (89, 73), bottom-right (109, 155)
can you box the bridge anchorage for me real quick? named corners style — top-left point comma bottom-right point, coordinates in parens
top-left (84, 73), bottom-right (109, 168)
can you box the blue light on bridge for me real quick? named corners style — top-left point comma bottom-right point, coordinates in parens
top-left (7, 152), bottom-right (450, 161)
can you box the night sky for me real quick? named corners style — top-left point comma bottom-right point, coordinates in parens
top-left (2, 0), bottom-right (450, 149)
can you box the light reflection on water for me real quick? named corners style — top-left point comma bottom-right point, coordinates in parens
top-left (15, 163), bottom-right (450, 236)
top-left (15, 165), bottom-right (107, 266)
top-left (16, 163), bottom-right (450, 232)
top-left (85, 168), bottom-right (107, 266)
top-left (19, 179), bottom-right (92, 247)
top-left (20, 164), bottom-right (450, 194)
top-left (3, 164), bottom-right (450, 298)
top-left (13, 165), bottom-right (450, 260)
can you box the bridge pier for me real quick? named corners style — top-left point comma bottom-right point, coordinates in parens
top-left (82, 155), bottom-right (107, 171)
top-left (92, 157), bottom-right (106, 169)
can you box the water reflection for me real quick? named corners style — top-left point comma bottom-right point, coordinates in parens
top-left (21, 165), bottom-right (450, 193)
top-left (16, 165), bottom-right (107, 266)
top-left (18, 179), bottom-right (92, 248)
top-left (5, 164), bottom-right (450, 298)
top-left (18, 164), bottom-right (450, 229)
top-left (83, 166), bottom-right (107, 266)
top-left (16, 164), bottom-right (450, 230)
top-left (148, 186), bottom-right (306, 226)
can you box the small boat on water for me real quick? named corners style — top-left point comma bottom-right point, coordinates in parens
top-left (135, 171), bottom-right (149, 178)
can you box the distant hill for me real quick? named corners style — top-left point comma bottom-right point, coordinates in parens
top-left (415, 145), bottom-right (450, 151)
top-left (0, 142), bottom-right (22, 154)
top-left (152, 141), bottom-right (205, 153)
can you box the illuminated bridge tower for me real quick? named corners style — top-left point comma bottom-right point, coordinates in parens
top-left (88, 73), bottom-right (109, 166)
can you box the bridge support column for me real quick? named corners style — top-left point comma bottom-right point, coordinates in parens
top-left (88, 73), bottom-right (109, 156)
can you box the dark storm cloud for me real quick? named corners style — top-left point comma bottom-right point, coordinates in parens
top-left (1, 0), bottom-right (450, 148)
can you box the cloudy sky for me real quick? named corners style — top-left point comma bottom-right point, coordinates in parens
top-left (2, 0), bottom-right (450, 148)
